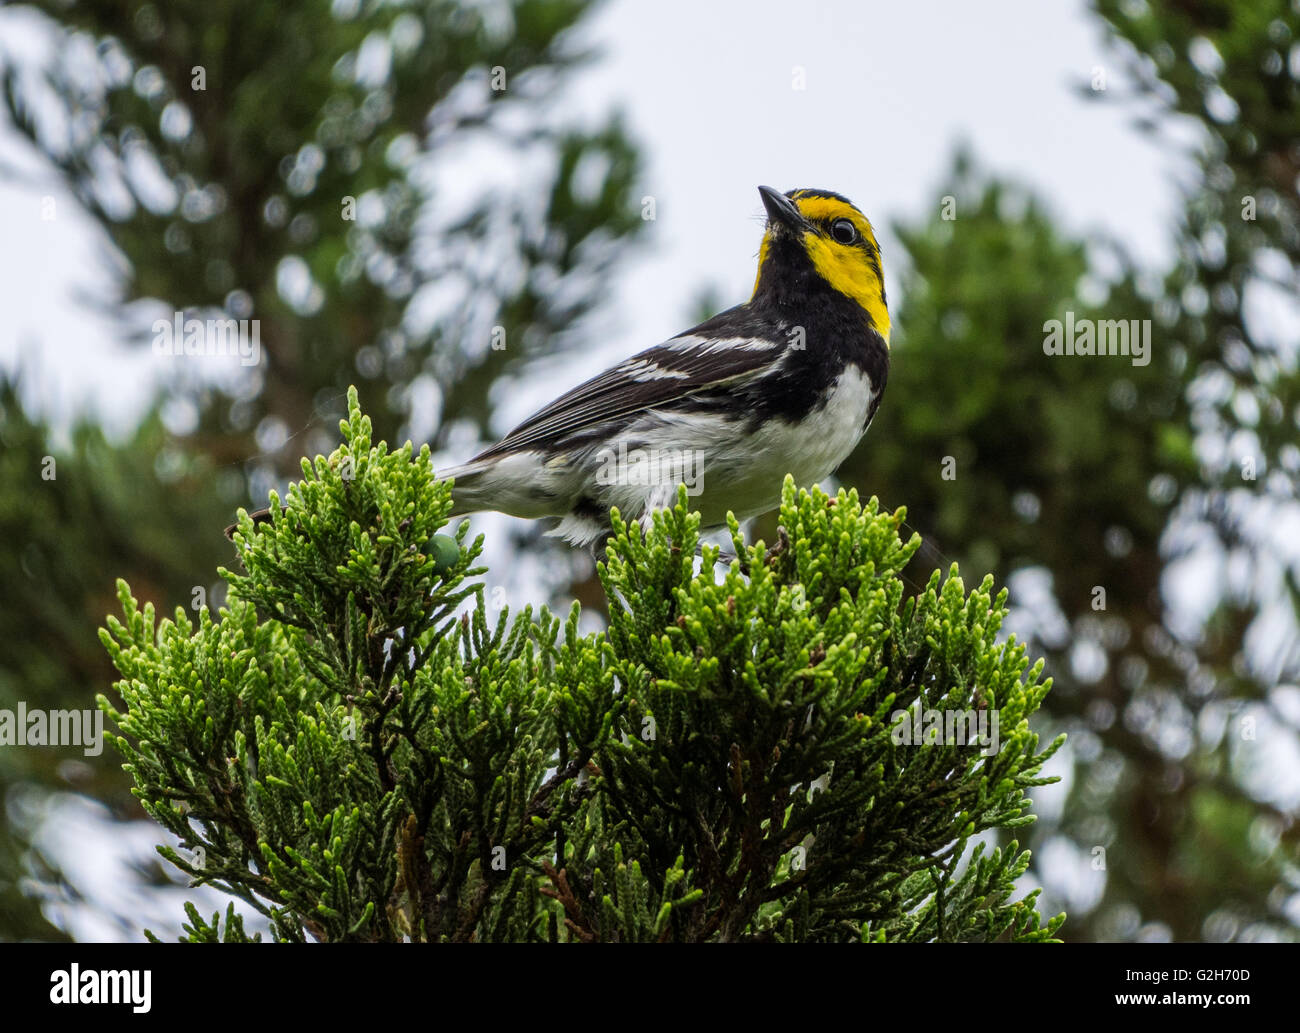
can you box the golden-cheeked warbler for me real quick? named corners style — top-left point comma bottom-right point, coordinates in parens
top-left (442, 185), bottom-right (890, 548)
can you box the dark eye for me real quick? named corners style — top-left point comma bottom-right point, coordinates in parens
top-left (830, 218), bottom-right (859, 244)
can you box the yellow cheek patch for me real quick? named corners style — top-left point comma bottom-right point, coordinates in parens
top-left (791, 193), bottom-right (889, 343)
top-left (803, 234), bottom-right (891, 344)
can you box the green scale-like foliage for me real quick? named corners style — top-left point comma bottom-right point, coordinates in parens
top-left (100, 387), bottom-right (1065, 942)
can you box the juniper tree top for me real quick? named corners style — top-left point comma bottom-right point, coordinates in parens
top-left (100, 388), bottom-right (1065, 942)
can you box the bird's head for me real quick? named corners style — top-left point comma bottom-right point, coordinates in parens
top-left (752, 185), bottom-right (889, 345)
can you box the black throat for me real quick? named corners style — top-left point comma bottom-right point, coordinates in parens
top-left (738, 233), bottom-right (890, 426)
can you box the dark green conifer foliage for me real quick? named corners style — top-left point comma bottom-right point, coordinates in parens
top-left (100, 388), bottom-right (1065, 942)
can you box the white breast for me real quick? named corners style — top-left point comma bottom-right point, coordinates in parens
top-left (630, 365), bottom-right (878, 528)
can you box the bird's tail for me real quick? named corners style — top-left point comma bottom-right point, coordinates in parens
top-left (435, 459), bottom-right (494, 517)
top-left (436, 452), bottom-right (564, 520)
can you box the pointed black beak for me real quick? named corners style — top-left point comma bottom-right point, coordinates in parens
top-left (758, 185), bottom-right (804, 232)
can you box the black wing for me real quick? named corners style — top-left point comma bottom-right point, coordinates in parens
top-left (473, 311), bottom-right (787, 459)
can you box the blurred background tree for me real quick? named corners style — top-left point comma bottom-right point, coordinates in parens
top-left (0, 0), bottom-right (645, 940)
top-left (830, 0), bottom-right (1300, 941)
